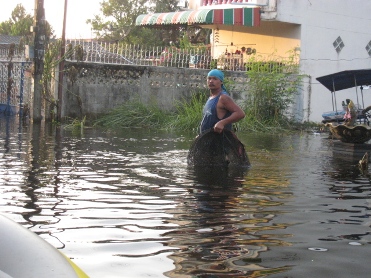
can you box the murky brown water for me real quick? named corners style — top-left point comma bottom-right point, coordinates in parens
top-left (1, 116), bottom-right (371, 278)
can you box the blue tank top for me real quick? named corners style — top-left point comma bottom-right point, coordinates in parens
top-left (200, 92), bottom-right (232, 133)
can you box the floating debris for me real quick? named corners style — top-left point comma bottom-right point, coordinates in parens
top-left (349, 242), bottom-right (362, 246)
top-left (308, 247), bottom-right (328, 252)
top-left (196, 228), bottom-right (213, 233)
top-left (358, 152), bottom-right (369, 173)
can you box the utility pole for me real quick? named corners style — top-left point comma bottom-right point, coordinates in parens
top-left (32, 0), bottom-right (46, 123)
top-left (57, 0), bottom-right (68, 122)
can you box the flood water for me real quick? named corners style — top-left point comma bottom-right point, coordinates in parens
top-left (1, 116), bottom-right (371, 278)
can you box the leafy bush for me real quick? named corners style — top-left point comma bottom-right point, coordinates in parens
top-left (240, 49), bottom-right (306, 132)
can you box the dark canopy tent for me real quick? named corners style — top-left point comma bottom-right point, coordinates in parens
top-left (316, 69), bottom-right (371, 92)
top-left (316, 69), bottom-right (371, 115)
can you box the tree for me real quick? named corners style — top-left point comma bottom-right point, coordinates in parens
top-left (87, 0), bottom-right (180, 45)
top-left (0, 4), bottom-right (54, 42)
top-left (0, 4), bottom-right (33, 36)
top-left (87, 0), bottom-right (148, 42)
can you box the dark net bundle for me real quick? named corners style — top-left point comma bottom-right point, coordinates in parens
top-left (187, 129), bottom-right (250, 167)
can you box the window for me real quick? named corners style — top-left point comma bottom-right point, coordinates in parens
top-left (366, 40), bottom-right (371, 56)
top-left (333, 36), bottom-right (344, 53)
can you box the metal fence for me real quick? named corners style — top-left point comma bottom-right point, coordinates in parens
top-left (65, 39), bottom-right (218, 69)
top-left (0, 46), bottom-right (28, 62)
top-left (0, 40), bottom-right (296, 73)
top-left (64, 40), bottom-right (296, 72)
top-left (65, 40), bottom-right (256, 71)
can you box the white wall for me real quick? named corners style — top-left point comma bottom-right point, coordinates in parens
top-left (278, 0), bottom-right (371, 122)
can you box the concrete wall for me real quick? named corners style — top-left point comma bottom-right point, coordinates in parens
top-left (60, 62), bottom-right (249, 120)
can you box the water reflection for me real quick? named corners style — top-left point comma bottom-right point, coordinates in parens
top-left (1, 119), bottom-right (371, 277)
top-left (161, 165), bottom-right (291, 277)
top-left (323, 155), bottom-right (371, 200)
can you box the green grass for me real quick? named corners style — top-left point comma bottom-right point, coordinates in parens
top-left (93, 99), bottom-right (171, 129)
top-left (165, 90), bottom-right (208, 131)
top-left (93, 91), bottom-right (208, 131)
top-left (92, 92), bottom-right (317, 134)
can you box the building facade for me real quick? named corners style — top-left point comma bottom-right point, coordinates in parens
top-left (137, 0), bottom-right (371, 123)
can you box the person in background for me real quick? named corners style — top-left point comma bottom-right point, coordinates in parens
top-left (200, 69), bottom-right (245, 134)
top-left (343, 98), bottom-right (357, 126)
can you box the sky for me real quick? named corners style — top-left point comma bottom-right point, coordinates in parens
top-left (0, 0), bottom-right (102, 38)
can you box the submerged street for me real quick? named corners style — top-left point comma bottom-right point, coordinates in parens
top-left (1, 117), bottom-right (371, 277)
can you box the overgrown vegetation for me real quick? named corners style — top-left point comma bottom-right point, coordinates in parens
top-left (64, 116), bottom-right (86, 136)
top-left (39, 39), bottom-right (85, 123)
top-left (93, 50), bottom-right (311, 134)
top-left (42, 40), bottom-right (63, 121)
top-left (240, 49), bottom-right (306, 132)
top-left (93, 91), bottom-right (207, 131)
top-left (93, 99), bottom-right (171, 129)
top-left (166, 90), bottom-right (209, 131)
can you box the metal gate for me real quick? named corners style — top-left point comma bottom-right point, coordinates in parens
top-left (0, 60), bottom-right (32, 116)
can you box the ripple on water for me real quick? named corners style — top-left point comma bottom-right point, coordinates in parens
top-left (1, 124), bottom-right (371, 278)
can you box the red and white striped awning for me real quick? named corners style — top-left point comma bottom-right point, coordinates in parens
top-left (135, 8), bottom-right (260, 27)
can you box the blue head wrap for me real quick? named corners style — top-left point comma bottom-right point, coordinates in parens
top-left (207, 69), bottom-right (228, 92)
